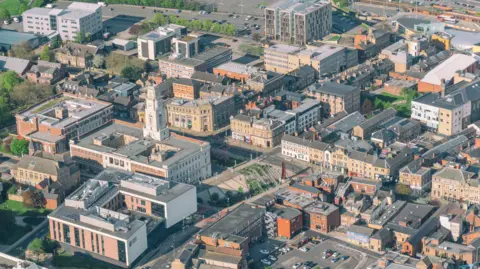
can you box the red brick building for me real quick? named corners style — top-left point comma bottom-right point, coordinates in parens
top-left (304, 201), bottom-right (340, 233)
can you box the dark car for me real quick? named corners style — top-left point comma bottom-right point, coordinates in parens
top-left (342, 256), bottom-right (349, 260)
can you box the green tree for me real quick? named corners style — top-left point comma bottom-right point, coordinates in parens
top-left (93, 55), bottom-right (105, 68)
top-left (28, 238), bottom-right (45, 254)
top-left (175, 0), bottom-right (184, 9)
top-left (0, 97), bottom-right (11, 126)
top-left (22, 189), bottom-right (45, 208)
top-left (152, 13), bottom-right (167, 26)
top-left (10, 138), bottom-right (29, 156)
top-left (75, 32), bottom-right (86, 44)
top-left (0, 71), bottom-right (23, 93)
top-left (238, 186), bottom-right (244, 193)
top-left (395, 183), bottom-right (413, 196)
top-left (18, 3), bottom-right (29, 14)
top-left (0, 8), bottom-right (10, 20)
top-left (211, 23), bottom-right (221, 33)
top-left (10, 82), bottom-right (53, 108)
top-left (39, 46), bottom-right (53, 62)
top-left (374, 98), bottom-right (384, 110)
top-left (121, 66), bottom-right (143, 81)
top-left (202, 20), bottom-right (212, 31)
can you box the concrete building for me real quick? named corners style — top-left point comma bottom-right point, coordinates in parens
top-left (158, 47), bottom-right (232, 78)
top-left (48, 168), bottom-right (197, 267)
top-left (231, 115), bottom-right (285, 149)
top-left (380, 40), bottom-right (413, 73)
top-left (265, 0), bottom-right (332, 46)
top-left (265, 205), bottom-right (303, 239)
top-left (213, 62), bottom-right (258, 82)
top-left (264, 44), bottom-right (346, 76)
top-left (137, 24), bottom-right (186, 60)
top-left (166, 96), bottom-right (234, 133)
top-left (23, 2), bottom-right (102, 41)
top-left (306, 82), bottom-right (360, 117)
top-left (411, 89), bottom-right (471, 136)
top-left (418, 54), bottom-right (478, 93)
top-left (171, 34), bottom-right (200, 59)
top-left (70, 85), bottom-right (212, 184)
top-left (16, 93), bottom-right (113, 154)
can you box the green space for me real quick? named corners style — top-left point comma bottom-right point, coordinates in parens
top-left (52, 251), bottom-right (121, 269)
top-left (328, 35), bottom-right (341, 42)
top-left (31, 97), bottom-right (71, 114)
top-left (371, 89), bottom-right (419, 118)
top-left (0, 0), bottom-right (22, 16)
top-left (0, 200), bottom-right (50, 216)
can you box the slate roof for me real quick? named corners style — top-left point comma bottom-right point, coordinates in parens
top-left (16, 155), bottom-right (62, 176)
top-left (0, 56), bottom-right (31, 74)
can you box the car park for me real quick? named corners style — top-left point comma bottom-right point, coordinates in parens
top-left (332, 257), bottom-right (340, 263)
top-left (342, 255), bottom-right (350, 260)
top-left (268, 255), bottom-right (276, 261)
top-left (293, 262), bottom-right (303, 269)
top-left (333, 252), bottom-right (340, 258)
top-left (260, 249), bottom-right (269, 254)
top-left (299, 247), bottom-right (309, 252)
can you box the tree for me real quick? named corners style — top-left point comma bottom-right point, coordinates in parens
top-left (22, 189), bottom-right (45, 208)
top-left (39, 46), bottom-right (53, 62)
top-left (0, 8), bottom-right (10, 20)
top-left (238, 186), bottom-right (244, 193)
top-left (0, 71), bottom-right (23, 93)
top-left (152, 13), bottom-right (167, 26)
top-left (202, 20), bottom-right (213, 32)
top-left (19, 3), bottom-right (29, 14)
top-left (252, 33), bottom-right (261, 41)
top-left (175, 0), bottom-right (184, 9)
top-left (395, 183), bottom-right (413, 196)
top-left (93, 55), bottom-right (105, 68)
top-left (9, 42), bottom-right (34, 60)
top-left (121, 66), bottom-right (143, 81)
top-left (0, 97), bottom-right (11, 126)
top-left (210, 192), bottom-right (219, 203)
top-left (10, 82), bottom-right (53, 108)
top-left (28, 238), bottom-right (45, 254)
top-left (211, 23), bottom-right (221, 33)
top-left (32, 0), bottom-right (45, 7)
top-left (10, 138), bottom-right (29, 156)
top-left (129, 24), bottom-right (143, 36)
top-left (75, 32), bottom-right (86, 44)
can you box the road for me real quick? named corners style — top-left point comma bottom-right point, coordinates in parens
top-left (6, 221), bottom-right (49, 257)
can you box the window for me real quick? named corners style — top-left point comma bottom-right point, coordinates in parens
top-left (74, 228), bottom-right (80, 247)
top-left (118, 240), bottom-right (126, 263)
top-left (63, 224), bottom-right (70, 243)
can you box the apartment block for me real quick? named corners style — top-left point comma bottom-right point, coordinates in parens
top-left (306, 82), bottom-right (360, 117)
top-left (137, 24), bottom-right (186, 60)
top-left (264, 43), bottom-right (346, 76)
top-left (380, 40), bottom-right (413, 73)
top-left (16, 93), bottom-right (113, 154)
top-left (411, 89), bottom-right (471, 136)
top-left (281, 134), bottom-right (329, 165)
top-left (166, 96), bottom-right (234, 133)
top-left (231, 115), bottom-right (285, 148)
top-left (23, 2), bottom-right (102, 41)
top-left (352, 107), bottom-right (397, 139)
top-left (48, 169), bottom-right (197, 267)
top-left (172, 78), bottom-right (203, 100)
top-left (265, 0), bottom-right (332, 46)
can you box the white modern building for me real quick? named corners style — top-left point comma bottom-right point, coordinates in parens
top-left (285, 98), bottom-right (322, 133)
top-left (22, 2), bottom-right (102, 41)
top-left (137, 24), bottom-right (186, 60)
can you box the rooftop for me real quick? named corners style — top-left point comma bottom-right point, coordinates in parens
top-left (304, 201), bottom-right (338, 215)
top-left (0, 30), bottom-right (39, 47)
top-left (308, 82), bottom-right (358, 97)
top-left (391, 203), bottom-right (436, 229)
top-left (327, 111), bottom-right (365, 133)
top-left (267, 0), bottom-right (329, 14)
top-left (214, 62), bottom-right (258, 75)
top-left (18, 94), bottom-right (111, 130)
top-left (420, 54), bottom-right (477, 85)
top-left (167, 95), bottom-right (232, 107)
top-left (276, 188), bottom-right (315, 209)
top-left (199, 203), bottom-right (265, 243)
top-left (265, 44), bottom-right (302, 54)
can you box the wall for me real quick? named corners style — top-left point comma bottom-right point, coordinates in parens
top-left (165, 187), bottom-right (197, 228)
top-left (126, 224), bottom-right (147, 266)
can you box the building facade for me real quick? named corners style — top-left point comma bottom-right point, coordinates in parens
top-left (306, 82), bottom-right (360, 117)
top-left (265, 0), bottom-right (332, 46)
top-left (231, 115), bottom-right (285, 148)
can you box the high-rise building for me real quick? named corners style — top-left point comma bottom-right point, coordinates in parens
top-left (265, 0), bottom-right (331, 46)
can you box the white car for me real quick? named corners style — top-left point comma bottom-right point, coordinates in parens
top-left (268, 255), bottom-right (277, 261)
top-left (261, 259), bottom-right (271, 265)
top-left (3, 20), bottom-right (9, 25)
top-left (245, 15), bottom-right (252, 20)
top-left (333, 252), bottom-right (340, 258)
top-left (260, 249), bottom-right (269, 255)
top-left (299, 247), bottom-right (309, 252)
top-left (13, 17), bottom-right (20, 23)
top-left (293, 262), bottom-right (303, 269)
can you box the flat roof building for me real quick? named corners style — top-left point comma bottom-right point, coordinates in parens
top-left (137, 24), bottom-right (186, 60)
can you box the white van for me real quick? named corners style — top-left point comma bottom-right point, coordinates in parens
top-left (13, 17), bottom-right (20, 22)
top-left (98, 2), bottom-right (107, 6)
top-left (46, 3), bottom-right (54, 8)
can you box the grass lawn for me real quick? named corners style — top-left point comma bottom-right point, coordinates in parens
top-left (53, 251), bottom-right (121, 269)
top-left (0, 200), bottom-right (50, 216)
top-left (0, 0), bottom-right (22, 16)
top-left (376, 92), bottom-right (404, 103)
top-left (394, 102), bottom-right (412, 117)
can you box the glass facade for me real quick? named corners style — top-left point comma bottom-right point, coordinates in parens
top-left (152, 203), bottom-right (165, 218)
top-left (74, 228), bottom-right (80, 247)
top-left (63, 224), bottom-right (70, 243)
top-left (118, 240), bottom-right (126, 263)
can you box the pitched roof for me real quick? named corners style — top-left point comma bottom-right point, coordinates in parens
top-left (16, 155), bottom-right (62, 176)
top-left (0, 56), bottom-right (31, 74)
top-left (434, 167), bottom-right (475, 182)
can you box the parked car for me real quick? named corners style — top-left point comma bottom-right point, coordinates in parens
top-left (13, 17), bottom-right (20, 23)
top-left (341, 255), bottom-right (350, 260)
top-left (293, 262), bottom-right (303, 269)
top-left (333, 252), bottom-right (340, 258)
top-left (261, 259), bottom-right (271, 265)
top-left (299, 247), bottom-right (309, 252)
top-left (268, 255), bottom-right (276, 261)
top-left (332, 258), bottom-right (340, 263)
top-left (260, 249), bottom-right (269, 254)
top-left (3, 20), bottom-right (9, 25)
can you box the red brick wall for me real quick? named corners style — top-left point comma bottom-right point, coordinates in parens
top-left (124, 194), bottom-right (152, 215)
top-left (418, 81), bottom-right (444, 93)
